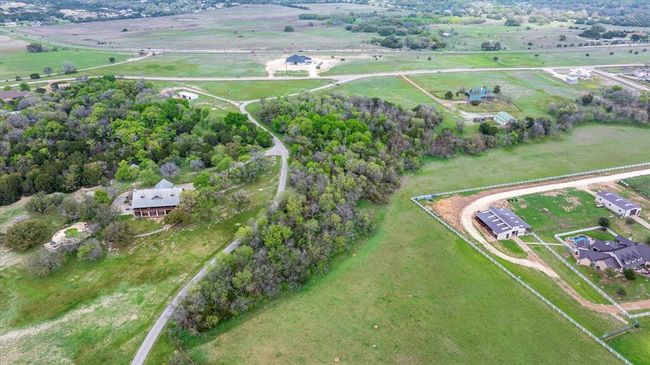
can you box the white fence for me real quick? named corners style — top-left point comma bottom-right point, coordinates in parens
top-left (413, 162), bottom-right (650, 201)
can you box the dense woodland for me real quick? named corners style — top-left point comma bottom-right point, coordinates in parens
top-left (172, 93), bottom-right (563, 334)
top-left (0, 77), bottom-right (271, 205)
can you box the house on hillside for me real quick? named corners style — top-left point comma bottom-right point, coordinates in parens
top-left (465, 86), bottom-right (494, 105)
top-left (494, 111), bottom-right (517, 126)
top-left (285, 54), bottom-right (312, 65)
top-left (475, 206), bottom-right (531, 240)
top-left (595, 191), bottom-right (641, 217)
top-left (572, 235), bottom-right (650, 272)
top-left (131, 179), bottom-right (183, 218)
top-left (0, 91), bottom-right (29, 103)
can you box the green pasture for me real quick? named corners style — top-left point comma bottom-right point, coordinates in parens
top-left (154, 79), bottom-right (332, 101)
top-left (156, 125), bottom-right (650, 364)
top-left (0, 48), bottom-right (129, 81)
top-left (324, 48), bottom-right (650, 76)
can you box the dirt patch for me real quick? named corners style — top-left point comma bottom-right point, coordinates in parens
top-left (562, 195), bottom-right (582, 211)
top-left (264, 54), bottom-right (369, 77)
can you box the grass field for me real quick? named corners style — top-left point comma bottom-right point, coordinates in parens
top-left (154, 79), bottom-right (332, 101)
top-left (85, 53), bottom-right (269, 78)
top-left (409, 71), bottom-right (600, 119)
top-left (0, 47), bottom-right (130, 81)
top-left (0, 159), bottom-right (280, 364)
top-left (18, 4), bottom-right (383, 51)
top-left (323, 49), bottom-right (650, 76)
top-left (625, 175), bottom-right (650, 198)
top-left (150, 125), bottom-right (650, 364)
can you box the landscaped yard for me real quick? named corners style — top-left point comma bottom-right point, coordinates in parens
top-left (148, 125), bottom-right (650, 364)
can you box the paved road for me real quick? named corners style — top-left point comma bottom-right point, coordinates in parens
top-left (592, 69), bottom-right (649, 91)
top-left (13, 63), bottom-right (649, 89)
top-left (130, 89), bottom-right (291, 365)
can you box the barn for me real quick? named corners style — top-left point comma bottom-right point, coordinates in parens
top-left (475, 206), bottom-right (531, 240)
top-left (595, 191), bottom-right (641, 217)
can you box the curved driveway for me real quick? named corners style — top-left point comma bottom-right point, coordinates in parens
top-left (460, 168), bottom-right (650, 276)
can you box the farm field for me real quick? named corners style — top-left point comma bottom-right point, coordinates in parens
top-left (17, 4), bottom-right (383, 51)
top-left (154, 79), bottom-right (332, 101)
top-left (323, 48), bottom-right (650, 76)
top-left (0, 47), bottom-right (130, 81)
top-left (0, 159), bottom-right (280, 365)
top-left (151, 125), bottom-right (650, 364)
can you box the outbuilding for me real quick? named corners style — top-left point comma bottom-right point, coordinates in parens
top-left (493, 111), bottom-right (517, 126)
top-left (475, 206), bottom-right (531, 240)
top-left (0, 91), bottom-right (29, 103)
top-left (595, 191), bottom-right (641, 217)
top-left (178, 91), bottom-right (199, 100)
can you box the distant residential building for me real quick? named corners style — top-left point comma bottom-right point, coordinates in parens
top-left (565, 74), bottom-right (579, 84)
top-left (178, 91), bottom-right (199, 100)
top-left (475, 206), bottom-right (531, 240)
top-left (285, 54), bottom-right (312, 65)
top-left (493, 111), bottom-right (517, 126)
top-left (465, 86), bottom-right (495, 104)
top-left (0, 91), bottom-right (29, 103)
top-left (595, 191), bottom-right (641, 217)
top-left (131, 179), bottom-right (183, 218)
top-left (568, 67), bottom-right (592, 80)
top-left (572, 235), bottom-right (650, 272)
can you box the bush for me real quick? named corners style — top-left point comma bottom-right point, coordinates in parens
top-left (103, 221), bottom-right (133, 244)
top-left (5, 219), bottom-right (48, 251)
top-left (444, 91), bottom-right (453, 99)
top-left (63, 61), bottom-right (77, 74)
top-left (284, 25), bottom-right (294, 32)
top-left (616, 287), bottom-right (626, 297)
top-left (26, 192), bottom-right (53, 214)
top-left (623, 269), bottom-right (636, 280)
top-left (164, 209), bottom-right (191, 225)
top-left (625, 217), bottom-right (635, 226)
top-left (29, 250), bottom-right (65, 276)
top-left (597, 217), bottom-right (610, 228)
top-left (77, 239), bottom-right (103, 262)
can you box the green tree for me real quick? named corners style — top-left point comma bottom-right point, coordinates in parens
top-left (597, 217), bottom-right (610, 228)
top-left (5, 219), bottom-right (48, 251)
top-left (26, 192), bottom-right (52, 214)
top-left (284, 25), bottom-right (295, 32)
top-left (444, 90), bottom-right (453, 99)
top-left (19, 82), bottom-right (30, 91)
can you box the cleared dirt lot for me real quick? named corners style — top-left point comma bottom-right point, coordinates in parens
top-left (20, 4), bottom-right (383, 51)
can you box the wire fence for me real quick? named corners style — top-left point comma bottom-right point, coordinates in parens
top-left (411, 198), bottom-right (634, 364)
top-left (532, 232), bottom-right (630, 317)
top-left (413, 162), bottom-right (650, 202)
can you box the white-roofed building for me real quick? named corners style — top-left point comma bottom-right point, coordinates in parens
top-left (177, 91), bottom-right (199, 100)
top-left (595, 191), bottom-right (641, 217)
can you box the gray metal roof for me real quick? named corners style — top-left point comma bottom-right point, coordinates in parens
top-left (0, 91), bottom-right (29, 101)
top-left (131, 187), bottom-right (182, 209)
top-left (596, 191), bottom-right (641, 211)
top-left (476, 206), bottom-right (530, 234)
top-left (155, 179), bottom-right (174, 189)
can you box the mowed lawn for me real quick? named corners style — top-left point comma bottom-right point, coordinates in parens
top-left (0, 47), bottom-right (129, 80)
top-left (154, 79), bottom-right (332, 101)
top-left (156, 125), bottom-right (650, 364)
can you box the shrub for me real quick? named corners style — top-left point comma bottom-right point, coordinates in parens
top-left (26, 192), bottom-right (52, 214)
top-left (444, 90), bottom-right (453, 99)
top-left (5, 219), bottom-right (48, 251)
top-left (77, 239), bottom-right (103, 262)
top-left (597, 217), bottom-right (610, 228)
top-left (109, 56), bottom-right (116, 63)
top-left (625, 217), bottom-right (635, 226)
top-left (103, 221), bottom-right (133, 245)
top-left (63, 61), bottom-right (77, 74)
top-left (623, 269), bottom-right (636, 280)
top-left (616, 287), bottom-right (626, 297)
top-left (164, 209), bottom-right (191, 225)
top-left (284, 25), bottom-right (294, 32)
top-left (29, 250), bottom-right (65, 276)
top-left (94, 189), bottom-right (111, 204)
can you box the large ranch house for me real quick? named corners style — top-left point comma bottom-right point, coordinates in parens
top-left (595, 191), bottom-right (642, 217)
top-left (571, 234), bottom-right (650, 273)
top-left (475, 206), bottom-right (532, 240)
top-left (131, 179), bottom-right (183, 218)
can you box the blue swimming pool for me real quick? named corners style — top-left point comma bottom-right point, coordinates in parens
top-left (572, 235), bottom-right (590, 245)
